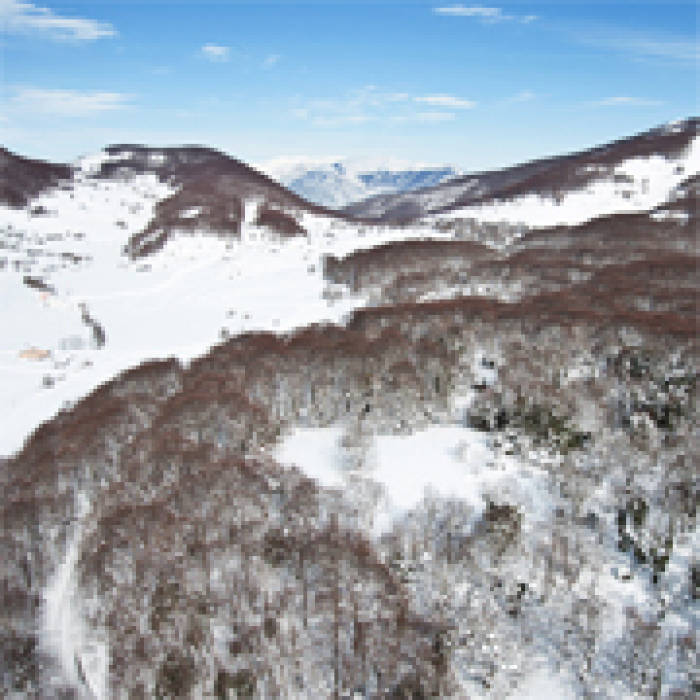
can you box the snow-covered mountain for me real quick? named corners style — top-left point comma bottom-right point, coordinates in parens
top-left (0, 145), bottom-right (451, 459)
top-left (344, 118), bottom-right (699, 225)
top-left (1, 121), bottom-right (697, 459)
top-left (1, 120), bottom-right (698, 698)
top-left (257, 156), bottom-right (459, 208)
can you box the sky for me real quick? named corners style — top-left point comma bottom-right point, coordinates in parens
top-left (0, 1), bottom-right (697, 172)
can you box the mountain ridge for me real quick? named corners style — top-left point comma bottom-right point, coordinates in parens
top-left (343, 117), bottom-right (699, 222)
top-left (0, 147), bottom-right (73, 208)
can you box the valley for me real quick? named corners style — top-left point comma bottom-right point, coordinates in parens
top-left (0, 119), bottom-right (697, 698)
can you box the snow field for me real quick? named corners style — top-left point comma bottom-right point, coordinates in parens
top-left (0, 162), bottom-right (452, 457)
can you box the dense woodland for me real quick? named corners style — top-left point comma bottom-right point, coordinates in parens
top-left (2, 268), bottom-right (696, 696)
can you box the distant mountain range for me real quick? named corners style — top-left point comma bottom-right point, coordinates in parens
top-left (257, 157), bottom-right (460, 208)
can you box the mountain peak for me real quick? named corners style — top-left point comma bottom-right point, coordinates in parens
top-left (258, 156), bottom-right (460, 208)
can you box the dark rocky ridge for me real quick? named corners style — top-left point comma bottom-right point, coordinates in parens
top-left (99, 144), bottom-right (333, 214)
top-left (343, 118), bottom-right (699, 222)
top-left (95, 145), bottom-right (350, 257)
top-left (0, 147), bottom-right (73, 208)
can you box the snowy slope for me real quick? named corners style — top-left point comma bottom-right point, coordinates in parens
top-left (2, 125), bottom-right (697, 456)
top-left (432, 136), bottom-right (700, 228)
top-left (0, 155), bottom-right (449, 457)
top-left (257, 156), bottom-right (459, 208)
top-left (2, 122), bottom-right (697, 458)
top-left (3, 128), bottom-right (697, 699)
top-left (42, 492), bottom-right (108, 699)
top-left (345, 118), bottom-right (699, 226)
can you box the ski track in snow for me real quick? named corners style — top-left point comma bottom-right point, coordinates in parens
top-left (42, 492), bottom-right (109, 699)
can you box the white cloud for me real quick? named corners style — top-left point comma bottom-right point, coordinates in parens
top-left (9, 88), bottom-right (132, 116)
top-left (573, 26), bottom-right (698, 66)
top-left (414, 94), bottom-right (476, 109)
top-left (0, 0), bottom-right (116, 41)
top-left (507, 90), bottom-right (536, 103)
top-left (588, 96), bottom-right (664, 107)
top-left (200, 44), bottom-right (230, 62)
top-left (434, 5), bottom-right (537, 24)
top-left (610, 36), bottom-right (698, 64)
top-left (436, 5), bottom-right (502, 19)
top-left (415, 111), bottom-right (457, 123)
top-left (262, 53), bottom-right (281, 69)
top-left (292, 86), bottom-right (474, 127)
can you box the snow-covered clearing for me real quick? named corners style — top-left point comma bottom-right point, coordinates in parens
top-left (274, 423), bottom-right (552, 537)
top-left (273, 420), bottom-right (593, 697)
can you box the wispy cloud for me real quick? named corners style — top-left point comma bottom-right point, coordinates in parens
top-left (574, 26), bottom-right (698, 66)
top-left (434, 5), bottom-right (537, 24)
top-left (506, 90), bottom-right (536, 103)
top-left (200, 44), bottom-right (230, 62)
top-left (588, 96), bottom-right (664, 108)
top-left (391, 111), bottom-right (457, 124)
top-left (413, 111), bottom-right (457, 123)
top-left (292, 86), bottom-right (476, 127)
top-left (414, 94), bottom-right (476, 109)
top-left (262, 53), bottom-right (281, 69)
top-left (9, 87), bottom-right (132, 116)
top-left (610, 35), bottom-right (698, 64)
top-left (0, 0), bottom-right (116, 41)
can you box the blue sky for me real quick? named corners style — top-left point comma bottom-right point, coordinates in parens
top-left (1, 1), bottom-right (697, 171)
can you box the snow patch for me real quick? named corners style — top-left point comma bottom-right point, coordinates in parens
top-left (74, 150), bottom-right (133, 176)
top-left (179, 206), bottom-right (202, 219)
top-left (274, 424), bottom-right (551, 536)
top-left (649, 208), bottom-right (690, 222)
